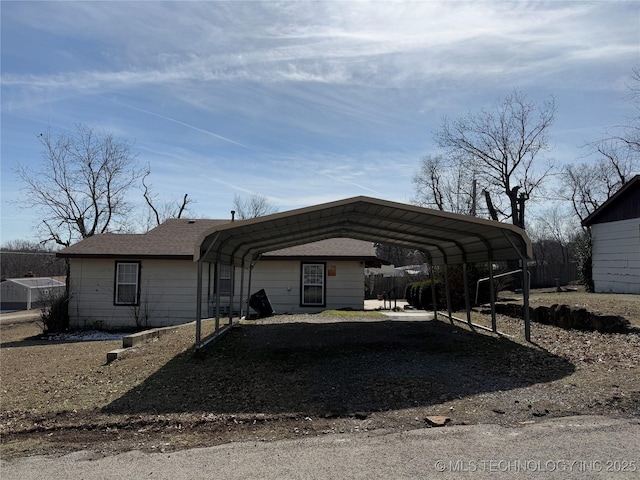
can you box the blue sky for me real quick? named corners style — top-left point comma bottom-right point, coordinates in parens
top-left (1, 1), bottom-right (638, 244)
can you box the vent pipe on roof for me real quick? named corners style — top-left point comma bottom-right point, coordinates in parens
top-left (231, 210), bottom-right (236, 222)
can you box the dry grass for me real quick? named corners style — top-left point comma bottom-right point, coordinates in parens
top-left (1, 289), bottom-right (638, 459)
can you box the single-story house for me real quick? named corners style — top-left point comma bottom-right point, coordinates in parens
top-left (582, 174), bottom-right (640, 294)
top-left (0, 277), bottom-right (66, 311)
top-left (57, 218), bottom-right (379, 330)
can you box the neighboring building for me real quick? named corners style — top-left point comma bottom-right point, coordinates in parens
top-left (57, 219), bottom-right (379, 330)
top-left (0, 277), bottom-right (66, 311)
top-left (582, 175), bottom-right (640, 294)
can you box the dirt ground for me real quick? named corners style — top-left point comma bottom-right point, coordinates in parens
top-left (1, 288), bottom-right (639, 459)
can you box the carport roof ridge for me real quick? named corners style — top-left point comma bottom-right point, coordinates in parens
top-left (195, 196), bottom-right (532, 267)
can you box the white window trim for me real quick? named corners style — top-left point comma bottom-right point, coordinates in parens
top-left (114, 261), bottom-right (140, 306)
top-left (301, 262), bottom-right (325, 306)
top-left (218, 264), bottom-right (232, 295)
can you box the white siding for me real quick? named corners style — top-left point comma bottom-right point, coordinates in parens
top-left (68, 258), bottom-right (366, 328)
top-left (68, 258), bottom-right (208, 330)
top-left (249, 260), bottom-right (364, 313)
top-left (591, 218), bottom-right (640, 294)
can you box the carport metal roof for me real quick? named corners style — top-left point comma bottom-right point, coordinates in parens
top-left (194, 196), bottom-right (534, 349)
top-left (195, 196), bottom-right (531, 266)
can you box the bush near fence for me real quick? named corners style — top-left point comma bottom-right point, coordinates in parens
top-left (404, 280), bottom-right (442, 309)
top-left (405, 264), bottom-right (491, 311)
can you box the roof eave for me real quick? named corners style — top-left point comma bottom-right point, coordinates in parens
top-left (58, 253), bottom-right (194, 261)
top-left (582, 175), bottom-right (640, 226)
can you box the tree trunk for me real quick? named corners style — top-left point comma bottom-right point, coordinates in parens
top-left (483, 190), bottom-right (499, 221)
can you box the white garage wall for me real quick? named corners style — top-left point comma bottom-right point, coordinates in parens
top-left (591, 218), bottom-right (640, 294)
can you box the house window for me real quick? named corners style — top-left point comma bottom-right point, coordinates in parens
top-left (218, 264), bottom-right (232, 295)
top-left (301, 263), bottom-right (325, 306)
top-left (114, 262), bottom-right (140, 305)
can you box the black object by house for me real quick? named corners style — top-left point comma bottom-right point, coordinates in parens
top-left (249, 289), bottom-right (274, 318)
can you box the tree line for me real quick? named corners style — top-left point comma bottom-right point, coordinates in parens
top-left (0, 240), bottom-right (66, 280)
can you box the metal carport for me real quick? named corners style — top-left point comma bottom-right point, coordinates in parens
top-left (193, 196), bottom-right (532, 349)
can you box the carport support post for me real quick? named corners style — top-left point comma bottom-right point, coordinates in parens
top-left (444, 264), bottom-right (453, 325)
top-left (463, 262), bottom-right (471, 325)
top-left (229, 263), bottom-right (235, 325)
top-left (502, 231), bottom-right (531, 342)
top-left (195, 232), bottom-right (221, 348)
top-left (429, 261), bottom-right (438, 320)
top-left (196, 258), bottom-right (203, 346)
top-left (245, 261), bottom-right (254, 318)
top-left (239, 259), bottom-right (246, 319)
top-left (488, 255), bottom-right (497, 333)
top-left (523, 266), bottom-right (531, 342)
top-left (215, 261), bottom-right (221, 333)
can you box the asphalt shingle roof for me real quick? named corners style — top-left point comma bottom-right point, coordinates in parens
top-left (58, 219), bottom-right (228, 258)
top-left (58, 218), bottom-right (377, 260)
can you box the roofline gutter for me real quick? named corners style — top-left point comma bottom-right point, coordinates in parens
top-left (57, 254), bottom-right (194, 261)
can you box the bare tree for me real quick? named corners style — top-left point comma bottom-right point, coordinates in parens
top-left (412, 154), bottom-right (477, 215)
top-left (232, 193), bottom-right (278, 219)
top-left (561, 160), bottom-right (628, 225)
top-left (16, 124), bottom-right (143, 247)
top-left (562, 67), bottom-right (640, 224)
top-left (528, 206), bottom-right (578, 265)
top-left (620, 65), bottom-right (640, 155)
top-left (141, 169), bottom-right (194, 230)
top-left (435, 90), bottom-right (557, 229)
top-left (374, 243), bottom-right (424, 267)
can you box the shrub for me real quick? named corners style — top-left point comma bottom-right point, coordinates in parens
top-left (40, 293), bottom-right (69, 333)
top-left (406, 264), bottom-right (510, 311)
top-left (419, 280), bottom-right (441, 310)
top-left (404, 280), bottom-right (442, 310)
top-left (404, 282), bottom-right (421, 308)
top-left (433, 263), bottom-right (490, 311)
top-left (404, 284), bottom-right (414, 306)
top-left (412, 283), bottom-right (422, 309)
top-left (574, 230), bottom-right (594, 292)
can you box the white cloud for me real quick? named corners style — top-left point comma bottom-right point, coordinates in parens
top-left (4, 1), bottom-right (636, 95)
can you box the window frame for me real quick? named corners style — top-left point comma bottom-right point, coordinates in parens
top-left (218, 263), bottom-right (232, 296)
top-left (300, 262), bottom-right (326, 307)
top-left (113, 261), bottom-right (141, 306)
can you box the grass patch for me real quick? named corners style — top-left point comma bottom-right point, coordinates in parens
top-left (319, 310), bottom-right (385, 317)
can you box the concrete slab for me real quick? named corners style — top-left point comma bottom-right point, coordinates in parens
top-left (364, 298), bottom-right (409, 311)
top-left (111, 323), bottom-right (193, 362)
top-left (121, 323), bottom-right (188, 348)
top-left (106, 348), bottom-right (129, 363)
top-left (364, 298), bottom-right (433, 319)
